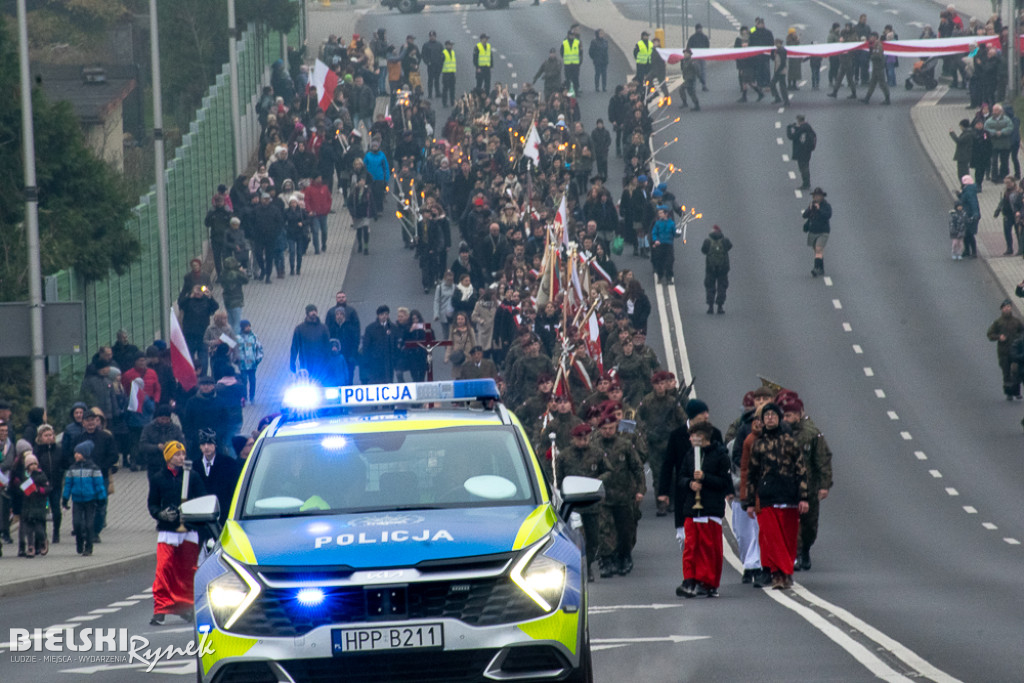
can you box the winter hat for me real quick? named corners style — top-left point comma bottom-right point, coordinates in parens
top-left (154, 404), bottom-right (173, 419)
top-left (239, 319), bottom-right (251, 330)
top-left (74, 440), bottom-right (95, 458)
top-left (22, 453), bottom-right (38, 468)
top-left (305, 304), bottom-right (318, 314)
top-left (16, 439), bottom-right (33, 457)
top-left (961, 175), bottom-right (974, 185)
top-left (684, 398), bottom-right (709, 419)
top-left (163, 441), bottom-right (185, 462)
top-left (760, 402), bottom-right (784, 422)
top-left (712, 224), bottom-right (721, 232)
top-left (35, 423), bottom-right (54, 440)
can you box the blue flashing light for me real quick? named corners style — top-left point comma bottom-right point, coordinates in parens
top-left (283, 384), bottom-right (323, 411)
top-left (296, 588), bottom-right (326, 607)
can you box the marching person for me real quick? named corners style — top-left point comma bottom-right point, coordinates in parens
top-left (986, 299), bottom-right (1024, 400)
top-left (473, 33), bottom-right (492, 94)
top-left (662, 422), bottom-right (733, 598)
top-left (700, 225), bottom-right (732, 314)
top-left (148, 441), bottom-right (206, 626)
top-left (557, 423), bottom-right (610, 581)
top-left (779, 395), bottom-right (833, 571)
top-left (745, 402), bottom-right (808, 590)
top-left (192, 429), bottom-right (241, 527)
top-left (786, 114), bottom-right (817, 190)
top-left (860, 33), bottom-right (891, 105)
top-left (636, 371), bottom-right (686, 516)
top-left (290, 304), bottom-right (332, 383)
top-left (651, 207), bottom-right (676, 284)
top-left (678, 48), bottom-right (700, 111)
top-left (802, 187), bottom-right (833, 277)
top-left (589, 29), bottom-right (609, 93)
top-left (593, 413), bottom-right (645, 578)
top-left (61, 440), bottom-right (107, 557)
top-left (769, 38), bottom-right (789, 106)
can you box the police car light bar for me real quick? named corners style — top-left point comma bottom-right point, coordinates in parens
top-left (282, 380), bottom-right (501, 411)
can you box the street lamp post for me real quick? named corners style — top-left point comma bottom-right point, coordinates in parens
top-left (150, 0), bottom-right (171, 340)
top-left (228, 0), bottom-right (242, 176)
top-left (16, 0), bottom-right (46, 406)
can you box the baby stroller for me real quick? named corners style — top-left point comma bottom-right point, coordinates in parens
top-left (905, 56), bottom-right (940, 90)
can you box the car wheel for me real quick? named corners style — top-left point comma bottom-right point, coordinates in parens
top-left (396, 0), bottom-right (419, 13)
top-left (412, 2), bottom-right (426, 10)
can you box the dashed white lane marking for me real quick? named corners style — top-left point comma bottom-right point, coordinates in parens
top-left (914, 450), bottom-right (926, 460)
top-left (842, 322), bottom-right (852, 331)
top-left (900, 431), bottom-right (912, 440)
top-left (863, 367), bottom-right (874, 377)
top-left (983, 522), bottom-right (998, 530)
top-left (852, 344), bottom-right (863, 354)
top-left (89, 608), bottom-right (119, 614)
top-left (832, 299), bottom-right (842, 309)
top-left (108, 601), bottom-right (138, 607)
top-left (782, 153), bottom-right (790, 161)
top-left (788, 170), bottom-right (796, 179)
top-left (876, 389), bottom-right (886, 398)
top-left (823, 276), bottom-right (833, 286)
top-left (128, 594), bottom-right (151, 600)
top-left (775, 121), bottom-right (782, 128)
top-left (46, 624), bottom-right (80, 631)
top-left (511, 72), bottom-right (517, 78)
top-left (963, 506), bottom-right (977, 513)
top-left (777, 106), bottom-right (785, 114)
top-left (506, 62), bottom-right (513, 68)
top-left (776, 137), bottom-right (784, 145)
top-left (945, 488), bottom-right (959, 496)
top-left (887, 410), bottom-right (899, 420)
top-left (929, 469), bottom-right (943, 478)
top-left (794, 189), bottom-right (803, 198)
top-left (1004, 538), bottom-right (1021, 545)
top-left (71, 615), bottom-right (102, 622)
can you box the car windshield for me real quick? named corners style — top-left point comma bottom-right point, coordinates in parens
top-left (241, 426), bottom-right (537, 518)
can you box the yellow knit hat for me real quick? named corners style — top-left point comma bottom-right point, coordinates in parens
top-left (163, 440), bottom-right (185, 462)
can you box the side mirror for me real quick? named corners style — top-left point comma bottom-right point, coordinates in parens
top-left (180, 495), bottom-right (221, 525)
top-left (559, 476), bottom-right (604, 518)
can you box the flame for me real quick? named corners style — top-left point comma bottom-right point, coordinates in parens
top-left (395, 211), bottom-right (402, 218)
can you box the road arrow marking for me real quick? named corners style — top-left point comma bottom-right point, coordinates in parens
top-left (592, 635), bottom-right (710, 650)
top-left (590, 603), bottom-right (683, 613)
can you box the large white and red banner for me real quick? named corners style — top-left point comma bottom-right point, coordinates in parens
top-left (311, 59), bottom-right (340, 112)
top-left (169, 309), bottom-right (197, 392)
top-left (657, 35), bottom-right (1003, 64)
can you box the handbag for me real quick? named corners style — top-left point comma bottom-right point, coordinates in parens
top-left (802, 218), bottom-right (811, 233)
top-left (611, 235), bottom-right (625, 255)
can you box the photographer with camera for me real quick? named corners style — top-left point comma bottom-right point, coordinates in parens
top-left (178, 283), bottom-right (220, 376)
top-left (802, 187), bottom-right (833, 277)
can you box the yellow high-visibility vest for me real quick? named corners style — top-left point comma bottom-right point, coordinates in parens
top-left (562, 38), bottom-right (580, 65)
top-left (635, 39), bottom-right (652, 65)
top-left (476, 42), bottom-right (492, 67)
top-left (443, 48), bottom-right (457, 73)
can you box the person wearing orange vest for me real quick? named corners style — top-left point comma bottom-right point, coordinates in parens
top-left (560, 27), bottom-right (581, 93)
top-left (441, 40), bottom-right (457, 107)
top-left (473, 33), bottom-right (492, 94)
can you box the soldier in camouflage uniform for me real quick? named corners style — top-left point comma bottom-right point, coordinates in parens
top-left (556, 423), bottom-right (610, 580)
top-left (577, 373), bottom-right (611, 419)
top-left (501, 326), bottom-right (536, 382)
top-left (506, 335), bottom-right (556, 407)
top-left (778, 394), bottom-right (832, 572)
top-left (593, 413), bottom-right (646, 578)
top-left (568, 328), bottom-right (601, 401)
top-left (516, 374), bottom-right (555, 428)
top-left (616, 338), bottom-right (651, 407)
top-left (637, 371), bottom-right (687, 516)
top-left (986, 299), bottom-right (1024, 400)
top-left (532, 393), bottom-right (582, 483)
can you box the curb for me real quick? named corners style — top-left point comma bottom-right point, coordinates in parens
top-left (0, 551), bottom-right (156, 599)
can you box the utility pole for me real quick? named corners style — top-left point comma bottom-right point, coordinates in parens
top-left (228, 0), bottom-right (242, 176)
top-left (150, 0), bottom-right (171, 340)
top-left (1004, 1), bottom-right (1016, 97)
top-left (17, 0), bottom-right (46, 406)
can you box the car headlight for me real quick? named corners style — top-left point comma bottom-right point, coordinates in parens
top-left (208, 554), bottom-right (261, 630)
top-left (511, 540), bottom-right (566, 612)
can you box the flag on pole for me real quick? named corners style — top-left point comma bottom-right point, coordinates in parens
top-left (522, 122), bottom-right (542, 165)
top-left (127, 377), bottom-right (146, 413)
top-left (554, 194), bottom-right (569, 249)
top-left (20, 476), bottom-right (38, 497)
top-left (169, 308), bottom-right (197, 391)
top-left (311, 59), bottom-right (339, 112)
top-left (586, 310), bottom-right (603, 373)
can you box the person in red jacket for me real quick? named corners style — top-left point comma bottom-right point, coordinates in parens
top-left (304, 174), bottom-right (333, 254)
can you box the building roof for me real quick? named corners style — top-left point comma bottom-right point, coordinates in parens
top-left (31, 64), bottom-right (137, 125)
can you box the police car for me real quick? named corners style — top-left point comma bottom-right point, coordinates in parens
top-left (182, 379), bottom-right (603, 683)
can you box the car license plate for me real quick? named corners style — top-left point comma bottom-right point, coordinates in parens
top-left (333, 624), bottom-right (444, 654)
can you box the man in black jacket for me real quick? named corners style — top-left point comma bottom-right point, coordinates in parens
top-left (290, 305), bottom-right (332, 383)
top-left (204, 194), bottom-right (232, 276)
top-left (421, 31), bottom-right (445, 100)
top-left (659, 422), bottom-right (733, 598)
top-left (361, 305), bottom-right (402, 384)
top-left (74, 408), bottom-right (118, 541)
top-left (148, 441), bottom-right (206, 625)
top-left (140, 405), bottom-right (185, 476)
top-left (589, 29), bottom-right (609, 92)
top-left (192, 429), bottom-right (241, 527)
top-left (786, 114), bottom-right (816, 190)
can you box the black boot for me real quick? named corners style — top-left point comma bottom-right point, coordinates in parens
top-left (599, 557), bottom-right (615, 578)
top-left (52, 529), bottom-right (60, 544)
top-left (618, 553), bottom-right (633, 575)
top-left (799, 550), bottom-right (811, 571)
top-left (675, 578), bottom-right (697, 598)
top-left (752, 568), bottom-right (772, 588)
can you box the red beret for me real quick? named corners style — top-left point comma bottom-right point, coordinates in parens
top-left (599, 414), bottom-right (618, 427)
top-left (742, 391), bottom-right (755, 408)
top-left (651, 370), bottom-right (674, 384)
top-left (778, 396), bottom-right (804, 414)
top-left (571, 423), bottom-right (592, 437)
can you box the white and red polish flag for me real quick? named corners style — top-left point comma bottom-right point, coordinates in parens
top-left (522, 122), bottom-right (542, 166)
top-left (311, 59), bottom-right (340, 112)
top-left (169, 309), bottom-right (197, 391)
top-left (20, 476), bottom-right (38, 497)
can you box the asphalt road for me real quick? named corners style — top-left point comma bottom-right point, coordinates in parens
top-left (5, 1), bottom-right (1021, 681)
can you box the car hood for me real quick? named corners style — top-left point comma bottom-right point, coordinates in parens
top-left (233, 505), bottom-right (552, 568)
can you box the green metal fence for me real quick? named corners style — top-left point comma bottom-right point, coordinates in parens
top-left (49, 17), bottom-right (304, 384)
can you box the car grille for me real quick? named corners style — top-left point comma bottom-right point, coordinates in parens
top-left (230, 577), bottom-right (547, 637)
top-left (278, 649), bottom-right (498, 683)
top-left (209, 661), bottom-right (278, 683)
